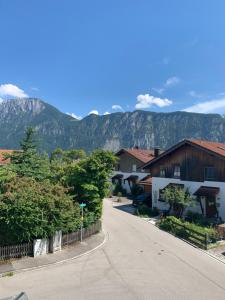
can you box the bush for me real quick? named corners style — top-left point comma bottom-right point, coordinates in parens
top-left (136, 205), bottom-right (159, 218)
top-left (185, 211), bottom-right (211, 226)
top-left (0, 177), bottom-right (81, 245)
top-left (158, 216), bottom-right (218, 245)
top-left (130, 184), bottom-right (143, 197)
top-left (113, 183), bottom-right (127, 196)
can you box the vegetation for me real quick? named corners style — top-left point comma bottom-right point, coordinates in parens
top-left (113, 183), bottom-right (127, 196)
top-left (162, 187), bottom-right (193, 217)
top-left (4, 127), bottom-right (51, 181)
top-left (185, 211), bottom-right (213, 227)
top-left (0, 128), bottom-right (116, 246)
top-left (135, 205), bottom-right (159, 218)
top-left (0, 177), bottom-right (80, 245)
top-left (130, 184), bottom-right (143, 197)
top-left (65, 149), bottom-right (117, 220)
top-left (158, 216), bottom-right (218, 247)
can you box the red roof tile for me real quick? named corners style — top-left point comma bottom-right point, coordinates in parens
top-left (0, 150), bottom-right (14, 165)
top-left (116, 148), bottom-right (155, 163)
top-left (190, 139), bottom-right (225, 158)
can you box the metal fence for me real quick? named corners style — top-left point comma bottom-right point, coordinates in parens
top-left (0, 242), bottom-right (33, 260)
top-left (62, 220), bottom-right (102, 247)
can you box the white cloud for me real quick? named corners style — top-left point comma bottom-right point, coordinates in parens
top-left (165, 76), bottom-right (180, 87)
top-left (189, 90), bottom-right (203, 98)
top-left (88, 110), bottom-right (99, 115)
top-left (152, 87), bottom-right (165, 95)
top-left (31, 87), bottom-right (39, 91)
top-left (135, 94), bottom-right (173, 109)
top-left (0, 84), bottom-right (28, 98)
top-left (112, 104), bottom-right (123, 111)
top-left (183, 97), bottom-right (225, 114)
top-left (104, 112), bottom-right (110, 115)
top-left (66, 112), bottom-right (82, 120)
top-left (153, 76), bottom-right (181, 95)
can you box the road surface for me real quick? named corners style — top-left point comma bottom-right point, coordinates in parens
top-left (1, 198), bottom-right (225, 299)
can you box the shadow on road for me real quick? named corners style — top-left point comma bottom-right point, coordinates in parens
top-left (113, 203), bottom-right (135, 215)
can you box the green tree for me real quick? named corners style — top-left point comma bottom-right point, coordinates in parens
top-left (5, 127), bottom-right (51, 181)
top-left (66, 149), bottom-right (117, 220)
top-left (162, 187), bottom-right (193, 218)
top-left (0, 177), bottom-right (81, 245)
top-left (50, 148), bottom-right (86, 184)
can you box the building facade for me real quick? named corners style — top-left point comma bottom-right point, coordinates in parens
top-left (143, 139), bottom-right (225, 221)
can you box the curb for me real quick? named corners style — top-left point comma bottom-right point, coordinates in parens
top-left (0, 230), bottom-right (107, 278)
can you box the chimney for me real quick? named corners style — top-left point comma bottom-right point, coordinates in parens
top-left (154, 147), bottom-right (160, 158)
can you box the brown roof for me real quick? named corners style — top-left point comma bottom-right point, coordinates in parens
top-left (193, 186), bottom-right (220, 197)
top-left (139, 175), bottom-right (152, 186)
top-left (116, 148), bottom-right (155, 163)
top-left (143, 139), bottom-right (225, 169)
top-left (0, 150), bottom-right (14, 165)
top-left (190, 139), bottom-right (225, 158)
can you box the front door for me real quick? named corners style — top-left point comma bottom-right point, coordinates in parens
top-left (205, 196), bottom-right (217, 218)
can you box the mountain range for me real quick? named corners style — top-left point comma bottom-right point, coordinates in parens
top-left (0, 98), bottom-right (225, 153)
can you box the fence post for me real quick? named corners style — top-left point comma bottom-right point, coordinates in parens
top-left (204, 233), bottom-right (208, 250)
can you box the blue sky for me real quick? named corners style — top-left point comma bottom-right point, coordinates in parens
top-left (0, 0), bottom-right (225, 118)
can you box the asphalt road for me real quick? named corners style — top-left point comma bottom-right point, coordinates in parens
top-left (1, 198), bottom-right (225, 300)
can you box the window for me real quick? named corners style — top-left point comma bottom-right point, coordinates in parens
top-left (132, 164), bottom-right (137, 172)
top-left (160, 167), bottom-right (166, 177)
top-left (204, 167), bottom-right (215, 180)
top-left (173, 165), bottom-right (180, 178)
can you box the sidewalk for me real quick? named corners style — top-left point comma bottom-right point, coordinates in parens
top-left (0, 231), bottom-right (105, 276)
top-left (207, 242), bottom-right (225, 263)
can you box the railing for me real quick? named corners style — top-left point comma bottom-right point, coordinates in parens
top-left (62, 220), bottom-right (102, 247)
top-left (168, 218), bottom-right (210, 250)
top-left (0, 242), bottom-right (33, 260)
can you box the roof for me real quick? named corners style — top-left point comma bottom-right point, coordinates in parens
top-left (160, 183), bottom-right (184, 191)
top-left (0, 150), bottom-right (14, 165)
top-left (138, 175), bottom-right (152, 186)
top-left (193, 186), bottom-right (220, 197)
top-left (143, 139), bottom-right (225, 169)
top-left (116, 148), bottom-right (155, 163)
top-left (190, 139), bottom-right (225, 158)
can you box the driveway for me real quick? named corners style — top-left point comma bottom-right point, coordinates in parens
top-left (1, 198), bottom-right (225, 299)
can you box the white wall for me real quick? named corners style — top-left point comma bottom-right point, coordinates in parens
top-left (152, 177), bottom-right (225, 221)
top-left (112, 171), bottom-right (147, 193)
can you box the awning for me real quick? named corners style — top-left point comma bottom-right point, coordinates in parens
top-left (139, 175), bottom-right (152, 186)
top-left (193, 186), bottom-right (220, 197)
top-left (111, 174), bottom-right (124, 180)
top-left (161, 183), bottom-right (184, 191)
top-left (124, 175), bottom-right (139, 181)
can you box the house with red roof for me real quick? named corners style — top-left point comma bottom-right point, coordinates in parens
top-left (112, 147), bottom-right (160, 194)
top-left (0, 149), bottom-right (14, 165)
top-left (143, 139), bottom-right (225, 221)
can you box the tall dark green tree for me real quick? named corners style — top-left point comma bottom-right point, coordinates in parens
top-left (6, 127), bottom-right (51, 181)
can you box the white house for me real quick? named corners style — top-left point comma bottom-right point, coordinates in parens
top-left (143, 139), bottom-right (225, 221)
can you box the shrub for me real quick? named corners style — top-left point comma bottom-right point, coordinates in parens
top-left (113, 183), bottom-right (127, 196)
top-left (0, 177), bottom-right (81, 245)
top-left (158, 216), bottom-right (218, 245)
top-left (136, 205), bottom-right (159, 217)
top-left (185, 211), bottom-right (211, 226)
top-left (130, 184), bottom-right (143, 197)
